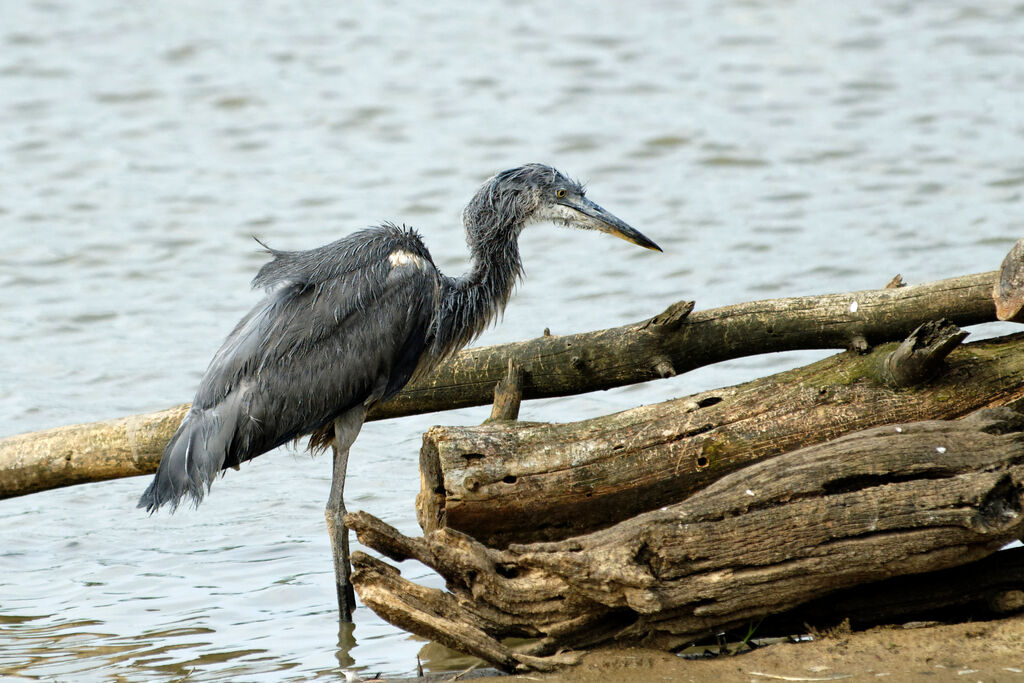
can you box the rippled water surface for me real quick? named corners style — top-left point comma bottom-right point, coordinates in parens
top-left (3, 1), bottom-right (1023, 679)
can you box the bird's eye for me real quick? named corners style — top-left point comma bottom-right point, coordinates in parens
top-left (556, 188), bottom-right (567, 199)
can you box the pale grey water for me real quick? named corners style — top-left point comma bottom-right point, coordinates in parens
top-left (2, 1), bottom-right (1023, 680)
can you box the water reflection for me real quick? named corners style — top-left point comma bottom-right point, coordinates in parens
top-left (335, 621), bottom-right (356, 671)
top-left (416, 640), bottom-right (483, 674)
top-left (0, 614), bottom-right (234, 681)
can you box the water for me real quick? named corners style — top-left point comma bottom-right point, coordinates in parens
top-left (2, 1), bottom-right (1023, 679)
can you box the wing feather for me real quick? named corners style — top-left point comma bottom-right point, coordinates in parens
top-left (139, 225), bottom-right (439, 512)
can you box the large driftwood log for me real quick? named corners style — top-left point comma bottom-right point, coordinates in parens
top-left (0, 271), bottom-right (1002, 500)
top-left (756, 545), bottom-right (1024, 638)
top-left (349, 407), bottom-right (1024, 672)
top-left (419, 332), bottom-right (1024, 547)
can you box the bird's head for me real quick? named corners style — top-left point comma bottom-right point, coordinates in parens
top-left (464, 163), bottom-right (662, 252)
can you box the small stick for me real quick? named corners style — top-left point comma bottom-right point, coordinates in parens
top-left (487, 359), bottom-right (524, 422)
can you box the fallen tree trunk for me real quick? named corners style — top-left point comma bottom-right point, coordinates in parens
top-left (0, 405), bottom-right (190, 501)
top-left (418, 331), bottom-right (1024, 547)
top-left (756, 545), bottom-right (1024, 639)
top-left (380, 269), bottom-right (997, 419)
top-left (0, 271), bottom-right (1001, 500)
top-left (349, 407), bottom-right (1024, 672)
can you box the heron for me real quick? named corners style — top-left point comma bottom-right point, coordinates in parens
top-left (138, 163), bottom-right (661, 621)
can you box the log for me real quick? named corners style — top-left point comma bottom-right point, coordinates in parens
top-left (418, 331), bottom-right (1024, 547)
top-left (382, 269), bottom-right (998, 420)
top-left (0, 405), bottom-right (190, 501)
top-left (756, 546), bottom-right (1024, 638)
top-left (349, 407), bottom-right (1024, 672)
top-left (995, 237), bottom-right (1024, 322)
top-left (0, 270), bottom-right (1002, 499)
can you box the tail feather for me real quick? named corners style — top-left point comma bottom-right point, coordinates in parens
top-left (138, 402), bottom-right (241, 513)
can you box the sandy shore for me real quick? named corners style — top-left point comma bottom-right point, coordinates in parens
top-left (465, 613), bottom-right (1024, 682)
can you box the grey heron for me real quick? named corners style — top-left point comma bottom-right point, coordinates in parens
top-left (138, 163), bottom-right (660, 621)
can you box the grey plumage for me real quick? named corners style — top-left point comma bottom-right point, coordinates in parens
top-left (138, 163), bottom-right (660, 513)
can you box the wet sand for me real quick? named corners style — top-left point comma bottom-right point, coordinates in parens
top-left (483, 614), bottom-right (1024, 682)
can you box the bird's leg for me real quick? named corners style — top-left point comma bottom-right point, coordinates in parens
top-left (326, 406), bottom-right (366, 623)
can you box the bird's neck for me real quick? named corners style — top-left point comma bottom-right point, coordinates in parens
top-left (432, 223), bottom-right (524, 359)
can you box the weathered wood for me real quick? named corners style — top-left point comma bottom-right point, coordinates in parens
top-left (351, 552), bottom-right (581, 673)
top-left (995, 237), bottom-right (1024, 322)
top-left (0, 271), bottom-right (1002, 499)
top-left (874, 319), bottom-right (968, 388)
top-left (380, 270), bottom-right (997, 420)
top-left (0, 405), bottom-right (190, 501)
top-left (885, 273), bottom-right (907, 289)
top-left (350, 407), bottom-right (1024, 671)
top-left (486, 360), bottom-right (523, 422)
top-left (756, 546), bottom-right (1024, 638)
top-left (418, 332), bottom-right (1024, 547)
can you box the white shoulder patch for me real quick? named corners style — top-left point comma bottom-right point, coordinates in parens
top-left (388, 250), bottom-right (426, 269)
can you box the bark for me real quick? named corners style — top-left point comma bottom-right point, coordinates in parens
top-left (995, 237), bottom-right (1024, 322)
top-left (873, 319), bottom-right (968, 388)
top-left (0, 271), bottom-right (1002, 499)
top-left (380, 269), bottom-right (997, 420)
top-left (0, 405), bottom-right (189, 501)
top-left (349, 407), bottom-right (1024, 672)
top-left (486, 360), bottom-right (523, 422)
top-left (757, 546), bottom-right (1024, 638)
top-left (418, 331), bottom-right (1024, 547)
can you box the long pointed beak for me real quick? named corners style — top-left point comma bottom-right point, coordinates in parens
top-left (560, 196), bottom-right (662, 252)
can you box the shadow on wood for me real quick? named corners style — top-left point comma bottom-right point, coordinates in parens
top-left (755, 545), bottom-right (1024, 639)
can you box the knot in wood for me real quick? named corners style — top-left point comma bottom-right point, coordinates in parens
top-left (975, 475), bottom-right (1023, 532)
top-left (653, 358), bottom-right (676, 378)
top-left (646, 300), bottom-right (695, 333)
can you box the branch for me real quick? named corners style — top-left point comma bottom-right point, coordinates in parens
top-left (375, 270), bottom-right (997, 419)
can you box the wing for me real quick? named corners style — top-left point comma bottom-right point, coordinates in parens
top-left (139, 225), bottom-right (440, 512)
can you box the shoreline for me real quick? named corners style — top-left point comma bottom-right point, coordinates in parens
top-left (395, 613), bottom-right (1024, 682)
